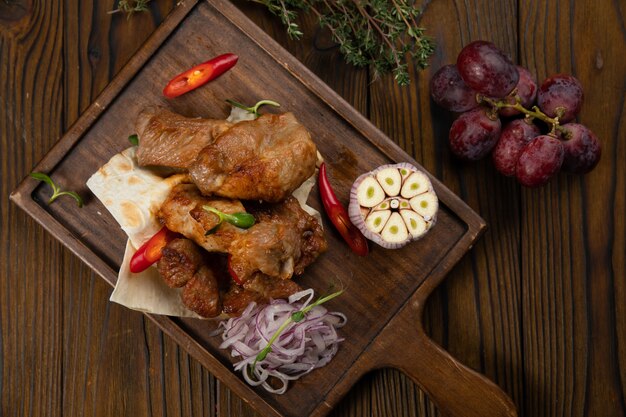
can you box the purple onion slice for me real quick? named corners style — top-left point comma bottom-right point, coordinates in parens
top-left (348, 163), bottom-right (437, 249)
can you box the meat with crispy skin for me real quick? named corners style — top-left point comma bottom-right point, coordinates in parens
top-left (182, 265), bottom-right (222, 318)
top-left (158, 184), bottom-right (246, 253)
top-left (156, 237), bottom-right (225, 318)
top-left (135, 106), bottom-right (232, 169)
top-left (228, 196), bottom-right (327, 283)
top-left (222, 275), bottom-right (302, 316)
top-left (188, 113), bottom-right (317, 202)
top-left (157, 238), bottom-right (203, 288)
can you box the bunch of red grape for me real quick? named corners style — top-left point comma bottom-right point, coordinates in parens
top-left (430, 40), bottom-right (601, 187)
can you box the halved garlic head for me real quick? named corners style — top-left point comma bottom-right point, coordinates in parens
top-left (356, 176), bottom-right (386, 208)
top-left (348, 163), bottom-right (438, 249)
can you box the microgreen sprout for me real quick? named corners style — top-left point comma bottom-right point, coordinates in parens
top-left (30, 172), bottom-right (84, 207)
top-left (225, 99), bottom-right (281, 117)
top-left (249, 289), bottom-right (344, 376)
top-left (203, 206), bottom-right (255, 235)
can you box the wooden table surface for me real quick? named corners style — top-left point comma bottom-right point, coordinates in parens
top-left (1, 1), bottom-right (624, 416)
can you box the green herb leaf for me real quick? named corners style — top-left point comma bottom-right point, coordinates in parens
top-left (226, 99), bottom-right (281, 117)
top-left (291, 311), bottom-right (305, 322)
top-left (30, 172), bottom-right (83, 208)
top-left (251, 0), bottom-right (435, 85)
top-left (108, 0), bottom-right (151, 19)
top-left (30, 172), bottom-right (55, 189)
top-left (128, 134), bottom-right (139, 146)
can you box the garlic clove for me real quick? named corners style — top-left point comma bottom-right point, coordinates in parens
top-left (372, 199), bottom-right (391, 211)
top-left (380, 212), bottom-right (409, 243)
top-left (400, 171), bottom-right (431, 199)
top-left (410, 192), bottom-right (438, 220)
top-left (400, 209), bottom-right (427, 238)
top-left (365, 209), bottom-right (391, 233)
top-left (357, 176), bottom-right (386, 208)
top-left (376, 167), bottom-right (402, 197)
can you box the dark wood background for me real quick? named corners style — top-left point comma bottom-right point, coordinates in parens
top-left (1, 0), bottom-right (624, 416)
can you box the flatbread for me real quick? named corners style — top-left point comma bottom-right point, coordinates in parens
top-left (86, 145), bottom-right (321, 318)
top-left (86, 147), bottom-right (187, 248)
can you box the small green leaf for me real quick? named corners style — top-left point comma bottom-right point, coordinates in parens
top-left (291, 311), bottom-right (305, 322)
top-left (30, 172), bottom-right (55, 188)
top-left (128, 134), bottom-right (139, 146)
top-left (57, 191), bottom-right (84, 208)
top-left (31, 172), bottom-right (83, 208)
top-left (226, 99), bottom-right (281, 117)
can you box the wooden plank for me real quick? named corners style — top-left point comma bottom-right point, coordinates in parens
top-left (0, 1), bottom-right (65, 416)
top-left (519, 0), bottom-right (626, 416)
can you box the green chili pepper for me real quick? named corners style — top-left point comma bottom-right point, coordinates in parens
top-left (203, 206), bottom-right (255, 235)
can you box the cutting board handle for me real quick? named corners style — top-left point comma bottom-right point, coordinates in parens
top-left (368, 295), bottom-right (518, 417)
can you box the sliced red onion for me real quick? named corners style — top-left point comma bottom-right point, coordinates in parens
top-left (217, 289), bottom-right (347, 394)
top-left (348, 163), bottom-right (438, 249)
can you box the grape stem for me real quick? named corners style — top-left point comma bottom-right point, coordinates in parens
top-left (478, 95), bottom-right (571, 138)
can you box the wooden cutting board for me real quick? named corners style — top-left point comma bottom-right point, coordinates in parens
top-left (10, 1), bottom-right (517, 416)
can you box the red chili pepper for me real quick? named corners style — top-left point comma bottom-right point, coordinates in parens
top-left (318, 163), bottom-right (369, 256)
top-left (227, 254), bottom-right (243, 285)
top-left (163, 53), bottom-right (238, 99)
top-left (129, 226), bottom-right (176, 273)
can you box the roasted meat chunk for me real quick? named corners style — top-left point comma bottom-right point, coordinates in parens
top-left (157, 238), bottom-right (203, 288)
top-left (159, 184), bottom-right (246, 252)
top-left (222, 275), bottom-right (302, 316)
top-left (181, 265), bottom-right (222, 318)
top-left (189, 113), bottom-right (317, 202)
top-left (135, 106), bottom-right (232, 169)
top-left (228, 196), bottom-right (327, 283)
top-left (156, 238), bottom-right (224, 318)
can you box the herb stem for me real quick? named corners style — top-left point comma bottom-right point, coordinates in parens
top-left (249, 290), bottom-right (344, 377)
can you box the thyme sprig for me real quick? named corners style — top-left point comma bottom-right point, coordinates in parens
top-left (250, 0), bottom-right (435, 85)
top-left (30, 173), bottom-right (84, 207)
top-left (108, 0), bottom-right (151, 19)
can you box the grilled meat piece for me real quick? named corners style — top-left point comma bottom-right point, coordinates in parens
top-left (189, 113), bottom-right (317, 202)
top-left (222, 275), bottom-right (302, 316)
top-left (181, 265), bottom-right (222, 318)
top-left (159, 184), bottom-right (246, 252)
top-left (157, 238), bottom-right (203, 288)
top-left (135, 106), bottom-right (232, 169)
top-left (228, 196), bottom-right (327, 283)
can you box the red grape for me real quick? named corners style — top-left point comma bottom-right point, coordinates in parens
top-left (492, 119), bottom-right (541, 176)
top-left (560, 123), bottom-right (601, 174)
top-left (500, 66), bottom-right (538, 117)
top-left (449, 107), bottom-right (501, 160)
top-left (456, 41), bottom-right (519, 98)
top-left (516, 135), bottom-right (564, 187)
top-left (537, 74), bottom-right (584, 122)
top-left (430, 64), bottom-right (479, 112)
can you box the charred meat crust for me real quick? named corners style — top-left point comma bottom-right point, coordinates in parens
top-left (157, 238), bottom-right (204, 288)
top-left (188, 113), bottom-right (317, 202)
top-left (222, 275), bottom-right (302, 316)
top-left (228, 196), bottom-right (327, 283)
top-left (181, 265), bottom-right (222, 318)
top-left (135, 106), bottom-right (232, 169)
